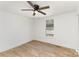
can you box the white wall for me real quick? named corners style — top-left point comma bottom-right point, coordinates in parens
top-left (77, 6), bottom-right (79, 51)
top-left (0, 11), bottom-right (32, 52)
top-left (54, 11), bottom-right (78, 49)
top-left (35, 11), bottom-right (78, 49)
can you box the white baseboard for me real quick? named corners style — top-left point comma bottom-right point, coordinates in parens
top-left (0, 39), bottom-right (32, 53)
top-left (76, 49), bottom-right (79, 55)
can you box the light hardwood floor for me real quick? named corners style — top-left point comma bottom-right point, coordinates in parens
top-left (0, 40), bottom-right (78, 57)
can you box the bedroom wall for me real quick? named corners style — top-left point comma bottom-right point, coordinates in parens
top-left (0, 11), bottom-right (32, 52)
top-left (54, 11), bottom-right (78, 49)
top-left (35, 11), bottom-right (78, 49)
top-left (77, 6), bottom-right (79, 52)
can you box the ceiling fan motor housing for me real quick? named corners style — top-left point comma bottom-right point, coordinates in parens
top-left (34, 4), bottom-right (39, 10)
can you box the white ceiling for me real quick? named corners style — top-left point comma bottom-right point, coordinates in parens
top-left (0, 1), bottom-right (78, 18)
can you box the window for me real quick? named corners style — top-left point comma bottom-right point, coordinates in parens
top-left (45, 19), bottom-right (54, 37)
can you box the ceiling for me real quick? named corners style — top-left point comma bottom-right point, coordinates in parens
top-left (0, 1), bottom-right (78, 18)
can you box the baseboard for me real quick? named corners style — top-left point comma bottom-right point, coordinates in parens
top-left (76, 49), bottom-right (79, 55)
top-left (34, 39), bottom-right (78, 50)
top-left (0, 40), bottom-right (32, 53)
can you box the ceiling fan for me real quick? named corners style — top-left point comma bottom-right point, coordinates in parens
top-left (21, 1), bottom-right (50, 16)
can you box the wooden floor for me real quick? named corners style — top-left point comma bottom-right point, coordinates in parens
top-left (0, 40), bottom-right (78, 57)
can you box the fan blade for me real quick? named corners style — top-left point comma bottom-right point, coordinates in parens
top-left (38, 10), bottom-right (46, 15)
top-left (21, 9), bottom-right (33, 11)
top-left (27, 1), bottom-right (34, 8)
top-left (39, 6), bottom-right (49, 10)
